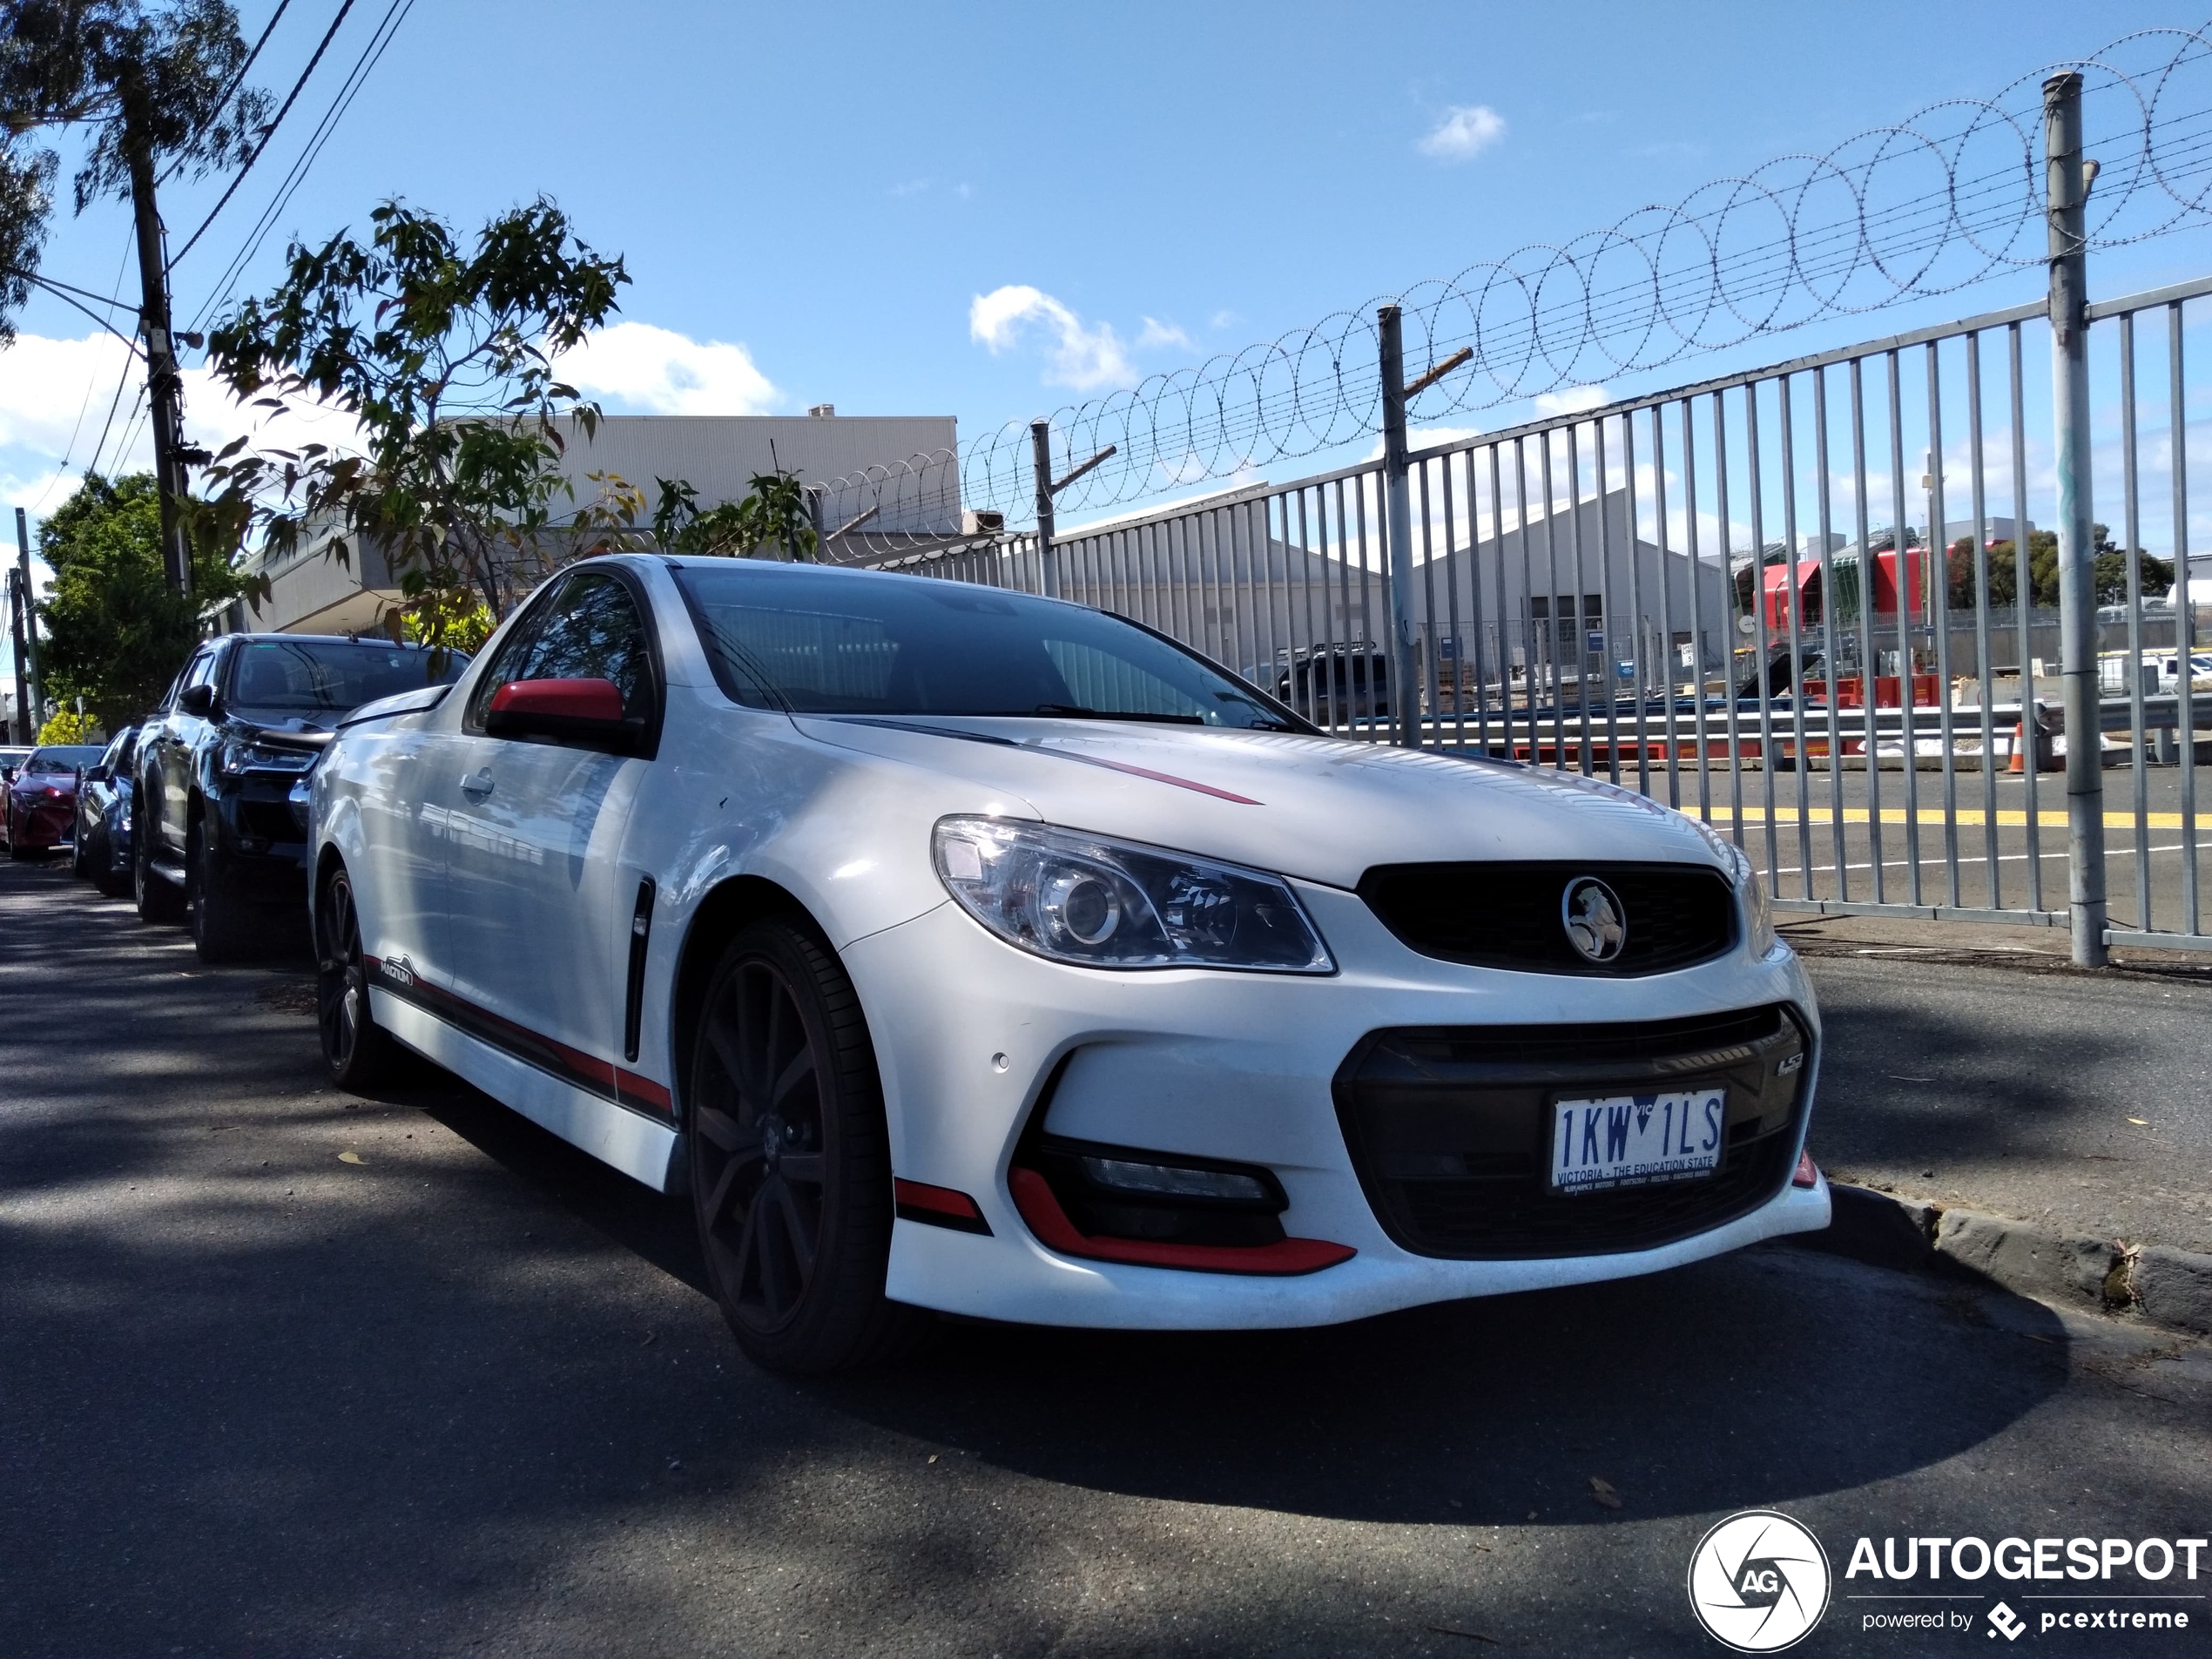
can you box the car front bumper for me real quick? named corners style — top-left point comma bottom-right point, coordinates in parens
top-left (843, 881), bottom-right (1829, 1331)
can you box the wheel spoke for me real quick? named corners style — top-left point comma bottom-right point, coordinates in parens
top-left (704, 1015), bottom-right (745, 1095)
top-left (769, 1046), bottom-right (815, 1115)
top-left (779, 1152), bottom-right (824, 1184)
top-left (753, 1180), bottom-right (793, 1316)
top-left (704, 1147), bottom-right (746, 1223)
top-left (695, 1103), bottom-right (745, 1153)
top-left (774, 1182), bottom-right (817, 1282)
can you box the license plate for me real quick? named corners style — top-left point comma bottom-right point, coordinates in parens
top-left (1550, 1089), bottom-right (1726, 1193)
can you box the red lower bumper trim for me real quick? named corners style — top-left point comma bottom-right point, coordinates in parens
top-left (894, 1177), bottom-right (992, 1235)
top-left (1008, 1167), bottom-right (1354, 1276)
top-left (1792, 1150), bottom-right (1819, 1188)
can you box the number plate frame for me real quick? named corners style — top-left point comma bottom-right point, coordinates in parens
top-left (1548, 1086), bottom-right (1729, 1195)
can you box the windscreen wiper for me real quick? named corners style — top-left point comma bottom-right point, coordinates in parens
top-left (1028, 704), bottom-right (1206, 725)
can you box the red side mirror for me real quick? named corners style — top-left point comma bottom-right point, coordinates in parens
top-left (489, 678), bottom-right (625, 723)
top-left (483, 677), bottom-right (637, 752)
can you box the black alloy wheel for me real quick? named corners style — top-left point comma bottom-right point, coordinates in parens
top-left (189, 823), bottom-right (255, 962)
top-left (689, 919), bottom-right (921, 1374)
top-left (315, 864), bottom-right (396, 1090)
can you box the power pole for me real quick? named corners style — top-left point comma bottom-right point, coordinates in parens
top-left (121, 71), bottom-right (192, 599)
top-left (13, 508), bottom-right (40, 740)
top-left (2045, 71), bottom-right (2105, 968)
top-left (8, 568), bottom-right (32, 745)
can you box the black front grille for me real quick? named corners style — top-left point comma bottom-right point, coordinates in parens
top-left (1333, 1004), bottom-right (1810, 1260)
top-left (1359, 861), bottom-right (1737, 975)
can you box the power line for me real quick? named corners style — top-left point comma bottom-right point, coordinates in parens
top-left (33, 233), bottom-right (139, 512)
top-left (166, 0), bottom-right (356, 270)
top-left (185, 0), bottom-right (415, 331)
top-left (158, 0), bottom-right (294, 185)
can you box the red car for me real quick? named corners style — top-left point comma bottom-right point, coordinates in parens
top-left (4, 745), bottom-right (106, 858)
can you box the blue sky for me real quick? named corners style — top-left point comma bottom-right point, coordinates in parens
top-left (6, 0), bottom-right (2212, 594)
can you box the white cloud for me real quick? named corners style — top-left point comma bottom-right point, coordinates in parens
top-left (969, 285), bottom-right (1136, 392)
top-left (1534, 383), bottom-right (1609, 417)
top-left (0, 330), bottom-right (367, 525)
top-left (1419, 105), bottom-right (1506, 163)
top-left (1136, 317), bottom-right (1192, 352)
top-left (551, 320), bottom-right (778, 416)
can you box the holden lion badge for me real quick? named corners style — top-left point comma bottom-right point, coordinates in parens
top-left (1686, 1509), bottom-right (1831, 1652)
top-left (1561, 875), bottom-right (1627, 964)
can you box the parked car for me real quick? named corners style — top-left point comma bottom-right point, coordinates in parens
top-left (4, 744), bottom-right (106, 858)
top-left (1264, 642), bottom-right (1392, 721)
top-left (135, 634), bottom-right (469, 960)
top-left (309, 555), bottom-right (1825, 1374)
top-left (71, 726), bottom-right (139, 895)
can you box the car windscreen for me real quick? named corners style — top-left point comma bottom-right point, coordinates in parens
top-left (25, 746), bottom-right (105, 772)
top-left (225, 640), bottom-right (469, 713)
top-left (674, 565), bottom-right (1302, 730)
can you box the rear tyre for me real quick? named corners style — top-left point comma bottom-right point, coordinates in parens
top-left (189, 824), bottom-right (257, 963)
top-left (689, 918), bottom-right (924, 1375)
top-left (134, 813), bottom-right (186, 924)
top-left (316, 864), bottom-right (397, 1091)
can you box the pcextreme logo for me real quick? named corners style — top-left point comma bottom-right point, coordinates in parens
top-left (1688, 1510), bottom-right (1833, 1652)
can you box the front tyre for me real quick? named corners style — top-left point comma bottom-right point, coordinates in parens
top-left (689, 919), bottom-right (922, 1374)
top-left (134, 815), bottom-right (186, 923)
top-left (316, 864), bottom-right (398, 1090)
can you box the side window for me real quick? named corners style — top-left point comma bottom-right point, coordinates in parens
top-left (464, 603), bottom-right (550, 731)
top-left (504, 571), bottom-right (657, 723)
top-left (183, 650), bottom-right (219, 692)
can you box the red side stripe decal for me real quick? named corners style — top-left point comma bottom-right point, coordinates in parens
top-left (1024, 745), bottom-right (1262, 805)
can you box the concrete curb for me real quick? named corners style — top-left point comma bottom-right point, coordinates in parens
top-left (1788, 1182), bottom-right (2212, 1339)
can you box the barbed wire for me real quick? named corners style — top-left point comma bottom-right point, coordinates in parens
top-left (822, 22), bottom-right (2212, 544)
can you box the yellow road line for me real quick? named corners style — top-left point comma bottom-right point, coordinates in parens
top-left (1700, 806), bottom-right (2189, 830)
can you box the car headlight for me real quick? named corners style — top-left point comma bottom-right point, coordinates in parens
top-left (221, 740), bottom-right (314, 778)
top-left (1727, 843), bottom-right (1778, 958)
top-left (932, 816), bottom-right (1333, 973)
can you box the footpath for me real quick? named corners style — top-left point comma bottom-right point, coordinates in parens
top-left (1786, 913), bottom-right (2212, 1339)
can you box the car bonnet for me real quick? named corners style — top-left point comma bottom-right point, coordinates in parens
top-left (792, 715), bottom-right (1730, 890)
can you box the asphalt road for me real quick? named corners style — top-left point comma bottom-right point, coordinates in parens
top-left (3, 854), bottom-right (2208, 1659)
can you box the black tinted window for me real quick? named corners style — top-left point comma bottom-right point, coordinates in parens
top-left (499, 571), bottom-right (655, 721)
top-left (26, 746), bottom-right (105, 772)
top-left (675, 564), bottom-right (1297, 729)
top-left (226, 640), bottom-right (468, 713)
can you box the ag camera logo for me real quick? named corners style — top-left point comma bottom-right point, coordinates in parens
top-left (1688, 1510), bottom-right (1832, 1652)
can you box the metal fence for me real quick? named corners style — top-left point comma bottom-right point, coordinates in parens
top-left (875, 263), bottom-right (2210, 960)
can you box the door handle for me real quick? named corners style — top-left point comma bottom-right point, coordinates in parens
top-left (459, 767), bottom-right (494, 799)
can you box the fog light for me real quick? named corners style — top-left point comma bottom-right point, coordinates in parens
top-left (1792, 1150), bottom-right (1818, 1188)
top-left (1081, 1156), bottom-right (1270, 1204)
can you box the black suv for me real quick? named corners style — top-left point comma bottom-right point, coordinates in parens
top-left (135, 633), bottom-right (469, 961)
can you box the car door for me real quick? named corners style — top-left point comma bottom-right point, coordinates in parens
top-left (434, 566), bottom-right (663, 1075)
top-left (150, 647), bottom-right (220, 864)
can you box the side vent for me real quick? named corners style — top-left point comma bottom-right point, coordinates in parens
top-left (624, 878), bottom-right (656, 1062)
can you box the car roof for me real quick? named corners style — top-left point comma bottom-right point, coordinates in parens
top-left (217, 632), bottom-right (444, 647)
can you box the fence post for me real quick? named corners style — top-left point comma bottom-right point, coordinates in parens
top-left (1030, 418), bottom-right (1059, 599)
top-left (2045, 71), bottom-right (2107, 966)
top-left (1378, 305), bottom-right (1420, 746)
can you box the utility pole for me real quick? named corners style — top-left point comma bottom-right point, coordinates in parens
top-left (1378, 305), bottom-right (1420, 747)
top-left (13, 508), bottom-right (40, 741)
top-left (121, 71), bottom-right (192, 599)
top-left (1030, 420), bottom-right (1057, 599)
top-left (8, 568), bottom-right (32, 745)
top-left (1028, 420), bottom-right (1115, 605)
top-left (2045, 71), bottom-right (2104, 968)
